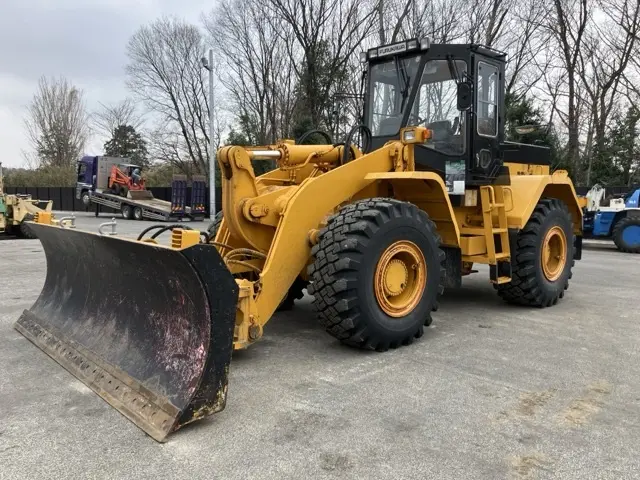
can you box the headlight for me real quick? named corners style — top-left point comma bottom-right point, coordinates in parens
top-left (403, 130), bottom-right (416, 142)
top-left (401, 127), bottom-right (432, 144)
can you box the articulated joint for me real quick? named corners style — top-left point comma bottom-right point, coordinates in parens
top-left (244, 201), bottom-right (269, 219)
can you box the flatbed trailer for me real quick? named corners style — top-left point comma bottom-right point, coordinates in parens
top-left (89, 191), bottom-right (204, 222)
top-left (75, 156), bottom-right (208, 222)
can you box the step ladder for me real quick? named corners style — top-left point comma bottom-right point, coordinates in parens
top-left (461, 186), bottom-right (512, 284)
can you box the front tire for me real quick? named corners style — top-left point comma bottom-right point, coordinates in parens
top-left (497, 198), bottom-right (575, 307)
top-left (308, 198), bottom-right (445, 351)
top-left (612, 216), bottom-right (640, 253)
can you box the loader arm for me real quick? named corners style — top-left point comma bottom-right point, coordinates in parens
top-left (218, 142), bottom-right (410, 347)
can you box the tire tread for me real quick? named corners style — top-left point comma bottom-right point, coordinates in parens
top-left (497, 198), bottom-right (575, 307)
top-left (612, 215), bottom-right (640, 254)
top-left (307, 198), bottom-right (445, 351)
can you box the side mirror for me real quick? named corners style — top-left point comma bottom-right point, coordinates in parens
top-left (457, 82), bottom-right (472, 111)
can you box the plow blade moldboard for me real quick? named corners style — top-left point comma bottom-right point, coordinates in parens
top-left (14, 223), bottom-right (238, 442)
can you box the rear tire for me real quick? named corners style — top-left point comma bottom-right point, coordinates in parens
top-left (121, 204), bottom-right (133, 220)
top-left (497, 198), bottom-right (575, 307)
top-left (307, 198), bottom-right (445, 351)
top-left (612, 216), bottom-right (640, 253)
top-left (133, 206), bottom-right (143, 221)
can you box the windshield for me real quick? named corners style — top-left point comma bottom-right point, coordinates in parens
top-left (410, 59), bottom-right (467, 155)
top-left (368, 55), bottom-right (421, 136)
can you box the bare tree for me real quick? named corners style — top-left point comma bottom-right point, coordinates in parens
top-left (541, 0), bottom-right (589, 180)
top-left (500, 5), bottom-right (548, 100)
top-left (204, 0), bottom-right (296, 144)
top-left (23, 76), bottom-right (89, 168)
top-left (382, 0), bottom-right (467, 46)
top-left (580, 0), bottom-right (640, 184)
top-left (377, 0), bottom-right (413, 45)
top-left (266, 0), bottom-right (378, 130)
top-left (92, 98), bottom-right (145, 138)
top-left (125, 16), bottom-right (223, 179)
top-left (465, 0), bottom-right (511, 46)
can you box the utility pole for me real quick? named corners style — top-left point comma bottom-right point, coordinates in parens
top-left (201, 49), bottom-right (216, 218)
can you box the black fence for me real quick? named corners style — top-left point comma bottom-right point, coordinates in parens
top-left (4, 185), bottom-right (636, 215)
top-left (3, 186), bottom-right (223, 216)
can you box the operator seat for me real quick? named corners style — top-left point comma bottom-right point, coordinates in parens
top-left (378, 116), bottom-right (403, 136)
top-left (427, 120), bottom-right (453, 141)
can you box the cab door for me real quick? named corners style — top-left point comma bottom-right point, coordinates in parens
top-left (471, 58), bottom-right (502, 182)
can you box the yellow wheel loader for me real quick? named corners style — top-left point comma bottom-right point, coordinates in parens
top-left (0, 162), bottom-right (55, 238)
top-left (15, 40), bottom-right (583, 442)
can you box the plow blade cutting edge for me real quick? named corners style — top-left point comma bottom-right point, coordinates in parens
top-left (14, 223), bottom-right (238, 442)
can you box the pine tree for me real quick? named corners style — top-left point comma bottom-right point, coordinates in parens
top-left (504, 94), bottom-right (565, 173)
top-left (591, 107), bottom-right (640, 186)
top-left (104, 124), bottom-right (149, 169)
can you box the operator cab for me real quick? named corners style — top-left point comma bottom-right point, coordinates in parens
top-left (361, 39), bottom-right (550, 194)
top-left (119, 163), bottom-right (142, 176)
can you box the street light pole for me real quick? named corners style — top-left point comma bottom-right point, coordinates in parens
top-left (201, 49), bottom-right (216, 219)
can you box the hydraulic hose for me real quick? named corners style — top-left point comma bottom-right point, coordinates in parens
top-left (136, 224), bottom-right (193, 241)
top-left (296, 129), bottom-right (333, 145)
top-left (341, 124), bottom-right (372, 165)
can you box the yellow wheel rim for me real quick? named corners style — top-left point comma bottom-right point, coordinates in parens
top-left (374, 240), bottom-right (427, 317)
top-left (541, 226), bottom-right (567, 282)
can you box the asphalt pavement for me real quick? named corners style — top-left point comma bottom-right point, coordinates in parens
top-left (1, 212), bottom-right (639, 479)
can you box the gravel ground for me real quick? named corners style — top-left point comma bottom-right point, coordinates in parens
top-left (1, 211), bottom-right (639, 479)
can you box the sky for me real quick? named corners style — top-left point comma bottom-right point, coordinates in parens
top-left (0, 0), bottom-right (213, 168)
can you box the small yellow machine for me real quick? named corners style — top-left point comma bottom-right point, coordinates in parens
top-left (0, 162), bottom-right (54, 238)
top-left (16, 40), bottom-right (583, 442)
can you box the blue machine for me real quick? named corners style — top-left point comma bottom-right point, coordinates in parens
top-left (582, 186), bottom-right (640, 253)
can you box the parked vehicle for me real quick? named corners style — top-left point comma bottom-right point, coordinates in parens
top-left (0, 162), bottom-right (55, 238)
top-left (75, 156), bottom-right (206, 221)
top-left (581, 184), bottom-right (640, 253)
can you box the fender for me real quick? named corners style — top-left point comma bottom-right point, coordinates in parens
top-left (364, 171), bottom-right (461, 247)
top-left (506, 170), bottom-right (583, 234)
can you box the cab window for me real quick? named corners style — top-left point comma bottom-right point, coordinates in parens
top-left (368, 55), bottom-right (421, 136)
top-left (477, 62), bottom-right (498, 137)
top-left (410, 59), bottom-right (467, 156)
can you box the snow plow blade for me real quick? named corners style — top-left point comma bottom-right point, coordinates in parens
top-left (14, 223), bottom-right (238, 442)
